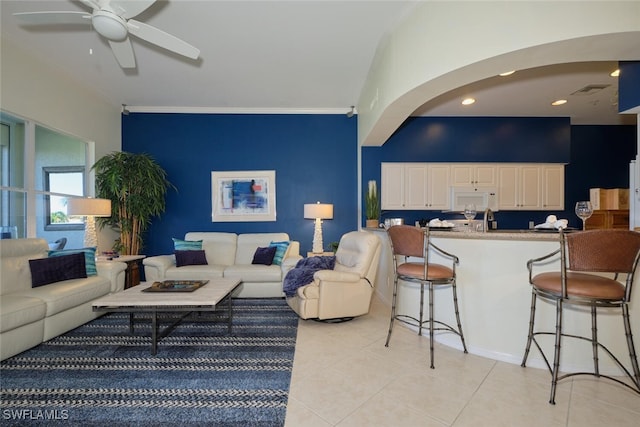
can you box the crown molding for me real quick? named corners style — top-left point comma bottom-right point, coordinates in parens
top-left (124, 106), bottom-right (352, 115)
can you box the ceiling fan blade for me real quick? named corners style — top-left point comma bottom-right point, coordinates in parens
top-left (126, 19), bottom-right (200, 60)
top-left (13, 11), bottom-right (91, 25)
top-left (78, 0), bottom-right (101, 11)
top-left (109, 38), bottom-right (136, 68)
top-left (110, 0), bottom-right (156, 19)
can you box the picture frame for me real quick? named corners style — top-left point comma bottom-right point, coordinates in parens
top-left (211, 170), bottom-right (276, 222)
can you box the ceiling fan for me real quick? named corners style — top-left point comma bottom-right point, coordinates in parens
top-left (13, 0), bottom-right (200, 69)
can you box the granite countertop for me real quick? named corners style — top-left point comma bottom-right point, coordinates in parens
top-left (363, 227), bottom-right (562, 241)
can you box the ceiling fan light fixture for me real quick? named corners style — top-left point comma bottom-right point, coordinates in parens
top-left (92, 11), bottom-right (128, 41)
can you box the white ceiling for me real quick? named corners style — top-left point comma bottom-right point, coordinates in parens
top-left (1, 0), bottom-right (636, 126)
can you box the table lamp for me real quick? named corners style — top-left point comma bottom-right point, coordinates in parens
top-left (67, 197), bottom-right (111, 248)
top-left (304, 202), bottom-right (333, 253)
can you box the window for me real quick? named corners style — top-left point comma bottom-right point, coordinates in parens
top-left (0, 111), bottom-right (94, 243)
top-left (43, 166), bottom-right (85, 230)
top-left (0, 115), bottom-right (25, 237)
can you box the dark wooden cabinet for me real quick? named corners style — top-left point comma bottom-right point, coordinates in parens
top-left (585, 210), bottom-right (629, 230)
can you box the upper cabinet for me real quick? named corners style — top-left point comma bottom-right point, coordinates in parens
top-left (382, 162), bottom-right (565, 211)
top-left (497, 165), bottom-right (542, 210)
top-left (382, 163), bottom-right (450, 210)
top-left (541, 165), bottom-right (565, 210)
top-left (380, 163), bottom-right (405, 210)
top-left (496, 163), bottom-right (564, 211)
top-left (450, 164), bottom-right (497, 188)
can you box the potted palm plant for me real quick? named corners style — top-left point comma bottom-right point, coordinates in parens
top-left (365, 180), bottom-right (380, 228)
top-left (93, 152), bottom-right (175, 255)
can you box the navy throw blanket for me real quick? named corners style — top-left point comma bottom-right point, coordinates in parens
top-left (283, 256), bottom-right (336, 297)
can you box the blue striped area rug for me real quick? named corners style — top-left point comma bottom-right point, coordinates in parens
top-left (0, 298), bottom-right (298, 426)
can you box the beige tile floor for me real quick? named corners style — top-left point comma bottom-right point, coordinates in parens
top-left (284, 296), bottom-right (640, 427)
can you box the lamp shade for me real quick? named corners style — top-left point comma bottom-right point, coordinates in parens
top-left (304, 203), bottom-right (333, 220)
top-left (67, 198), bottom-right (111, 217)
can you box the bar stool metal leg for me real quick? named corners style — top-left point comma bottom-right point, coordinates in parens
top-left (419, 282), bottom-right (425, 337)
top-left (591, 306), bottom-right (600, 377)
top-left (550, 298), bottom-right (563, 405)
top-left (428, 283), bottom-right (435, 368)
top-left (521, 291), bottom-right (537, 367)
top-left (451, 280), bottom-right (468, 353)
top-left (622, 305), bottom-right (640, 387)
top-left (385, 277), bottom-right (399, 347)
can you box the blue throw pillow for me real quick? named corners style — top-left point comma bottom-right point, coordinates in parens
top-left (175, 250), bottom-right (208, 267)
top-left (269, 241), bottom-right (290, 266)
top-left (30, 252), bottom-right (87, 287)
top-left (48, 247), bottom-right (97, 276)
top-left (172, 238), bottom-right (203, 251)
top-left (252, 246), bottom-right (277, 265)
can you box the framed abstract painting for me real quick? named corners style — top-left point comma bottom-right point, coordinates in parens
top-left (211, 170), bottom-right (276, 222)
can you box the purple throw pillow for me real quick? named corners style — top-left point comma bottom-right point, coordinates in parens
top-left (252, 246), bottom-right (277, 265)
top-left (175, 250), bottom-right (208, 267)
top-left (29, 252), bottom-right (87, 288)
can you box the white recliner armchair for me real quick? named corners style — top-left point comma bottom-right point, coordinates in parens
top-left (286, 231), bottom-right (382, 321)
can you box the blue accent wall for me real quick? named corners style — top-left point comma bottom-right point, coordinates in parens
top-left (122, 113), bottom-right (358, 256)
top-left (122, 113), bottom-right (636, 257)
top-left (619, 61), bottom-right (640, 112)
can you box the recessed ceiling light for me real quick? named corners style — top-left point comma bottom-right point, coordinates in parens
top-left (499, 70), bottom-right (515, 76)
top-left (551, 99), bottom-right (567, 106)
top-left (610, 69), bottom-right (620, 77)
top-left (462, 98), bottom-right (476, 106)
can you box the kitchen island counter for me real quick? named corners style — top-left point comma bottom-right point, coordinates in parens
top-left (367, 227), bottom-right (639, 376)
top-left (365, 226), bottom-right (564, 241)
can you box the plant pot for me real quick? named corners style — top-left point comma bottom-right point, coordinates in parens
top-left (366, 219), bottom-right (379, 228)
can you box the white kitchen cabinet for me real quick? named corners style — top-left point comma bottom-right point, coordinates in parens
top-left (383, 162), bottom-right (564, 211)
top-left (426, 164), bottom-right (451, 209)
top-left (497, 164), bottom-right (542, 210)
top-left (381, 163), bottom-right (405, 210)
top-left (381, 163), bottom-right (450, 210)
top-left (542, 165), bottom-right (565, 210)
top-left (450, 164), bottom-right (497, 188)
top-left (404, 164), bottom-right (428, 209)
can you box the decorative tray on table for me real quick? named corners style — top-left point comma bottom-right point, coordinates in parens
top-left (142, 280), bottom-right (209, 292)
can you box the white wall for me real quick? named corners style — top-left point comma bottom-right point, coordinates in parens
top-left (359, 1), bottom-right (640, 147)
top-left (0, 36), bottom-right (121, 159)
top-left (0, 36), bottom-right (122, 250)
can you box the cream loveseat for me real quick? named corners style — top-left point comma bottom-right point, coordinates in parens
top-left (0, 238), bottom-right (127, 361)
top-left (143, 232), bottom-right (302, 298)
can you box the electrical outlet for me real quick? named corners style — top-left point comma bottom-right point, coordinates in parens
top-left (529, 221), bottom-right (535, 229)
top-left (491, 221), bottom-right (497, 229)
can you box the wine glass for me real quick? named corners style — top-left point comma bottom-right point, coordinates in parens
top-left (575, 201), bottom-right (593, 230)
top-left (463, 203), bottom-right (477, 232)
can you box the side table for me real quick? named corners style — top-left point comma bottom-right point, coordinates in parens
top-left (98, 255), bottom-right (145, 289)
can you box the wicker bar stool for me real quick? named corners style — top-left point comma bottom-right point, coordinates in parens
top-left (521, 229), bottom-right (640, 404)
top-left (385, 225), bottom-right (467, 368)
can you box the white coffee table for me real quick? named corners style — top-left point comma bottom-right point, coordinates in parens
top-left (92, 278), bottom-right (241, 355)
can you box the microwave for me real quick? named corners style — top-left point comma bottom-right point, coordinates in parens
top-left (450, 187), bottom-right (498, 212)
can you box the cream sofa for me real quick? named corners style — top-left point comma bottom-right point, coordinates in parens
top-left (143, 232), bottom-right (302, 298)
top-left (286, 231), bottom-right (382, 320)
top-left (0, 238), bottom-right (127, 361)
